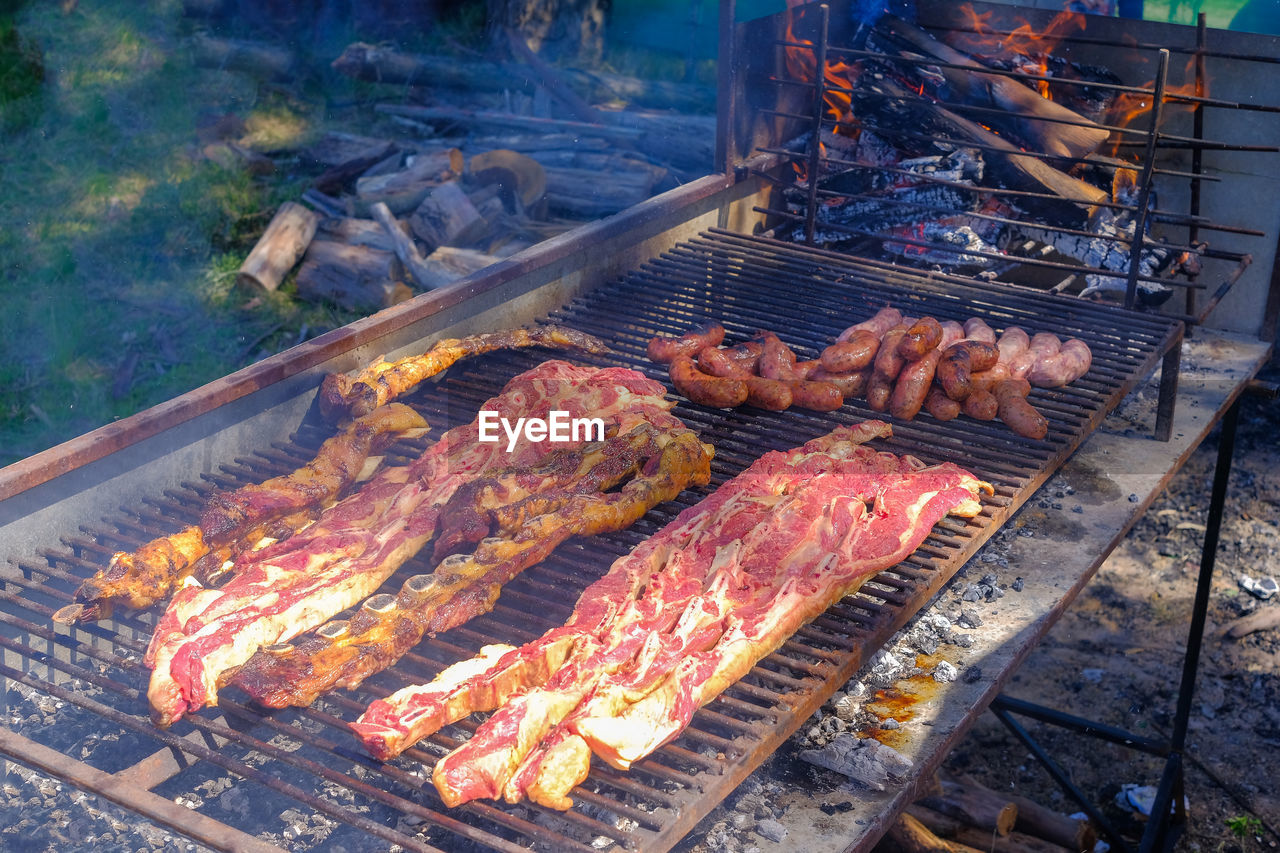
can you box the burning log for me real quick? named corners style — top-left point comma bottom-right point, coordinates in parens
top-left (236, 202), bottom-right (320, 293)
top-left (854, 74), bottom-right (1107, 224)
top-left (871, 16), bottom-right (1110, 161)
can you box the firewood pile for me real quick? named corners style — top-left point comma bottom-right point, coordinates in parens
top-left (206, 28), bottom-right (716, 314)
top-left (877, 771), bottom-right (1099, 853)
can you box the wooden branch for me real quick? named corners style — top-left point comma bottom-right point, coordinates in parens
top-left (874, 16), bottom-right (1109, 160)
top-left (917, 778), bottom-right (1018, 837)
top-left (237, 202), bottom-right (320, 292)
top-left (883, 813), bottom-right (985, 853)
top-left (369, 201), bottom-right (438, 291)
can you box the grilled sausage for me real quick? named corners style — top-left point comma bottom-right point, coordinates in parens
top-left (939, 320), bottom-right (966, 350)
top-left (996, 327), bottom-right (1030, 366)
top-left (757, 332), bottom-right (801, 380)
top-left (898, 317), bottom-right (944, 362)
top-left (994, 378), bottom-right (1048, 439)
top-left (937, 340), bottom-right (1000, 401)
top-left (697, 346), bottom-right (750, 378)
top-left (962, 317), bottom-right (997, 344)
top-left (962, 388), bottom-right (999, 421)
top-left (925, 387), bottom-right (962, 421)
top-left (820, 330), bottom-right (881, 373)
top-left (969, 362), bottom-right (1012, 393)
top-left (1009, 332), bottom-right (1059, 380)
top-left (837, 307), bottom-right (902, 341)
top-left (744, 376), bottom-right (793, 411)
top-left (889, 349), bottom-right (941, 420)
top-left (793, 359), bottom-right (822, 380)
top-left (647, 323), bottom-right (725, 364)
top-left (872, 328), bottom-right (909, 382)
top-left (866, 374), bottom-right (894, 412)
top-left (789, 379), bottom-right (844, 411)
top-left (669, 355), bottom-right (747, 408)
top-left (1028, 338), bottom-right (1093, 387)
top-left (809, 367), bottom-right (871, 400)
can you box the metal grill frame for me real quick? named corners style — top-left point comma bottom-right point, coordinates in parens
top-left (2, 228), bottom-right (1182, 853)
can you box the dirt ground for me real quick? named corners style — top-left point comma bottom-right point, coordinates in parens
top-left (946, 358), bottom-right (1280, 852)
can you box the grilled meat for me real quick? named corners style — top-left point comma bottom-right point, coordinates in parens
top-left (53, 403), bottom-right (428, 624)
top-left (351, 421), bottom-right (991, 810)
top-left (319, 325), bottom-right (609, 421)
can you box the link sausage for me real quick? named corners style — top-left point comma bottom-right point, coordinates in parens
top-left (697, 346), bottom-right (750, 378)
top-left (757, 332), bottom-right (801, 380)
top-left (788, 379), bottom-right (844, 412)
top-left (820, 330), bottom-right (881, 373)
top-left (744, 376), bottom-right (794, 411)
top-left (872, 328), bottom-right (909, 382)
top-left (809, 367), bottom-right (870, 400)
top-left (996, 327), bottom-right (1030, 365)
top-left (889, 349), bottom-right (941, 420)
top-left (669, 355), bottom-right (747, 408)
top-left (898, 317), bottom-right (944, 362)
top-left (937, 340), bottom-right (1000, 401)
top-left (962, 317), bottom-right (997, 344)
top-left (837, 307), bottom-right (901, 341)
top-left (962, 388), bottom-right (999, 421)
top-left (866, 374), bottom-right (894, 412)
top-left (1028, 338), bottom-right (1093, 387)
top-left (647, 323), bottom-right (725, 364)
top-left (994, 378), bottom-right (1049, 439)
top-left (925, 387), bottom-right (962, 421)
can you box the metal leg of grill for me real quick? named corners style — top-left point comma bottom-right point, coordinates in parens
top-left (992, 394), bottom-right (1241, 853)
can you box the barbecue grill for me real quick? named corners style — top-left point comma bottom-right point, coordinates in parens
top-left (2, 3), bottom-right (1277, 852)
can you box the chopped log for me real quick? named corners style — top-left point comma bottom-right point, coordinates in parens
top-left (191, 33), bottom-right (295, 80)
top-left (873, 16), bottom-right (1109, 160)
top-left (295, 240), bottom-right (412, 312)
top-left (333, 42), bottom-right (715, 113)
top-left (317, 217), bottom-right (400, 253)
top-left (469, 149), bottom-right (548, 211)
top-left (917, 778), bottom-right (1018, 837)
top-left (374, 103), bottom-right (644, 144)
top-left (1002, 786), bottom-right (1098, 851)
top-left (312, 140), bottom-right (398, 195)
top-left (883, 813), bottom-right (985, 853)
top-left (355, 149), bottom-right (463, 215)
top-left (408, 182), bottom-right (491, 250)
top-left (907, 805), bottom-right (1076, 853)
top-left (417, 246), bottom-right (502, 288)
top-left (369, 202), bottom-right (438, 291)
top-left (544, 164), bottom-right (667, 218)
top-left (237, 202), bottom-right (320, 292)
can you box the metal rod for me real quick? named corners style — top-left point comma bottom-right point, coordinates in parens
top-left (1187, 14), bottom-right (1207, 321)
top-left (990, 695), bottom-right (1170, 755)
top-left (1124, 49), bottom-right (1170, 310)
top-left (803, 4), bottom-right (830, 246)
top-left (1139, 754), bottom-right (1186, 853)
top-left (989, 704), bottom-right (1136, 853)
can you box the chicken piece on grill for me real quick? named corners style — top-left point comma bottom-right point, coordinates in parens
top-left (145, 361), bottom-right (701, 728)
top-left (53, 403), bottom-right (428, 625)
top-left (319, 325), bottom-right (610, 422)
top-left (351, 421), bottom-right (992, 810)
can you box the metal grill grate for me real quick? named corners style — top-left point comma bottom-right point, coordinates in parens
top-left (3, 231), bottom-right (1181, 852)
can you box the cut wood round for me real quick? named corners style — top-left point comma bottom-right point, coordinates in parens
top-left (917, 778), bottom-right (1018, 837)
top-left (237, 202), bottom-right (320, 293)
top-left (469, 149), bottom-right (547, 211)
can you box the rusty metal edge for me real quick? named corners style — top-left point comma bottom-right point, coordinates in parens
top-left (0, 726), bottom-right (286, 853)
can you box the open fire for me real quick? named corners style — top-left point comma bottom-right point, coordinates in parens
top-left (750, 1), bottom-right (1267, 317)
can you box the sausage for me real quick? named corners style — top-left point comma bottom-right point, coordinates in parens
top-left (697, 346), bottom-right (751, 378)
top-left (837, 307), bottom-right (902, 341)
top-left (969, 362), bottom-right (1012, 393)
top-left (809, 367), bottom-right (871, 400)
top-left (744, 377), bottom-right (793, 411)
top-left (994, 379), bottom-right (1048, 439)
top-left (925, 387), bottom-right (962, 421)
top-left (820, 330), bottom-right (880, 373)
top-left (724, 340), bottom-right (765, 365)
top-left (668, 355), bottom-right (747, 408)
top-left (897, 317), bottom-right (944, 361)
top-left (937, 341), bottom-right (1000, 401)
top-left (1027, 339), bottom-right (1093, 388)
top-left (757, 332), bottom-right (801, 381)
top-left (939, 320), bottom-right (966, 350)
top-left (962, 388), bottom-right (999, 421)
top-left (788, 379), bottom-right (844, 412)
top-left (647, 323), bottom-right (725, 364)
top-left (1011, 332), bottom-right (1062, 381)
top-left (962, 317), bottom-right (997, 344)
top-left (866, 374), bottom-right (894, 412)
top-left (793, 359), bottom-right (822, 380)
top-left (872, 328), bottom-right (909, 382)
top-left (889, 349), bottom-right (941, 420)
top-left (996, 327), bottom-right (1030, 366)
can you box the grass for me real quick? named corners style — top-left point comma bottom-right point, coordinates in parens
top-left (0, 1), bottom-right (363, 467)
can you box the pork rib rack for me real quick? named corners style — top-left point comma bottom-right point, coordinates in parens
top-left (351, 420), bottom-right (992, 810)
top-left (146, 360), bottom-right (711, 728)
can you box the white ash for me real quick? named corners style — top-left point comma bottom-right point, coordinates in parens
top-left (798, 734), bottom-right (913, 791)
top-left (933, 661), bottom-right (959, 683)
top-left (755, 818), bottom-right (788, 843)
